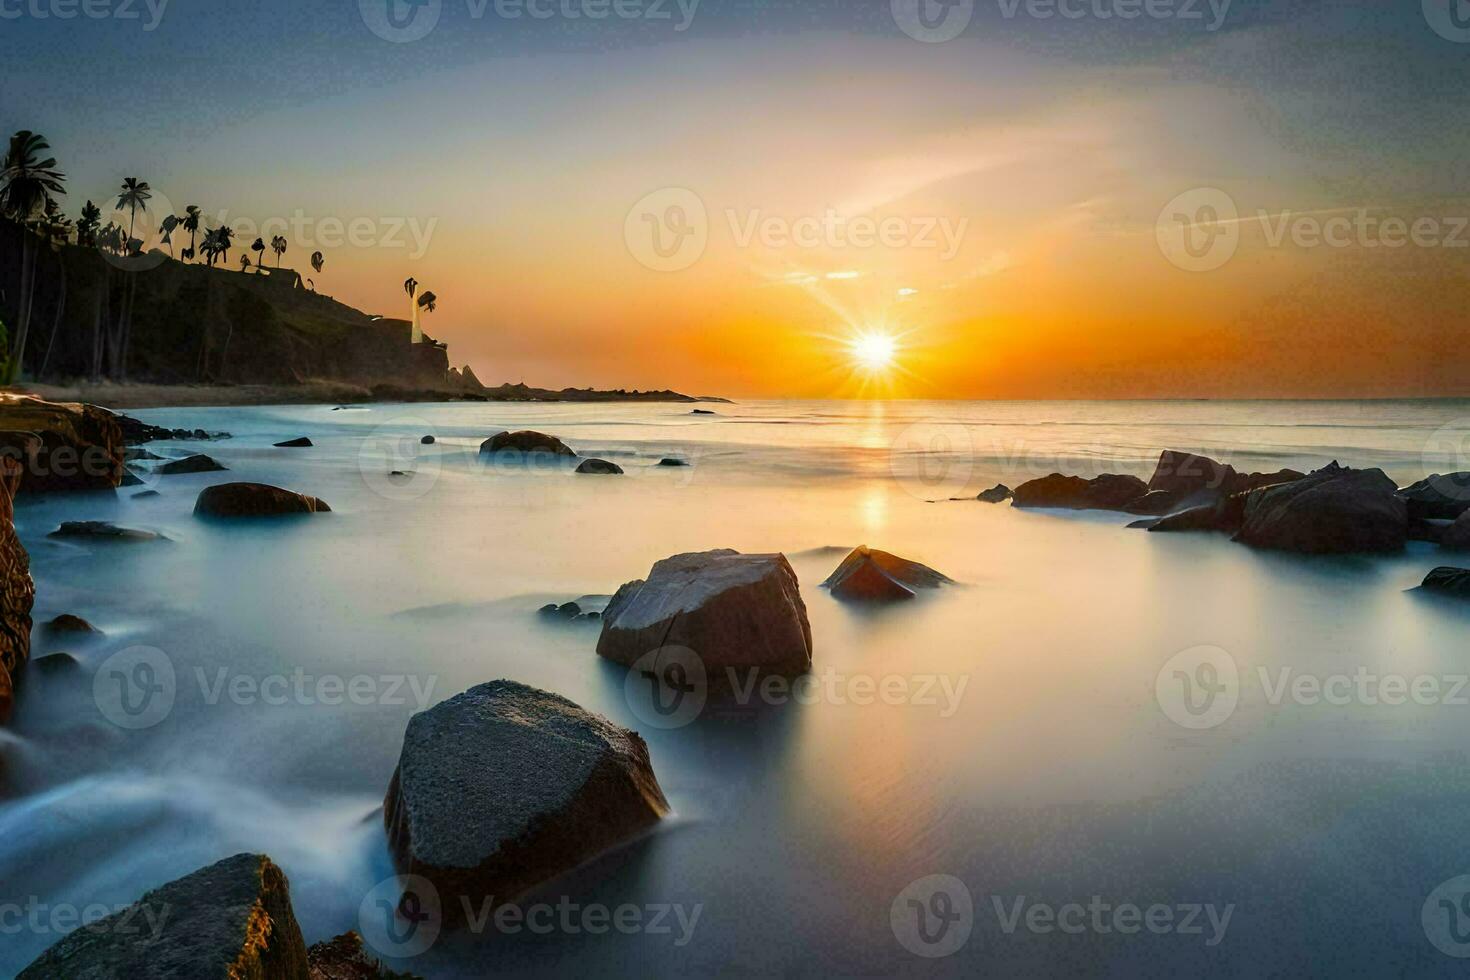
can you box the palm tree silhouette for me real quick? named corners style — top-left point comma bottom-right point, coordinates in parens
top-left (271, 234), bottom-right (287, 267)
top-left (0, 130), bottom-right (68, 383)
top-left (239, 253), bottom-right (250, 272)
top-left (311, 251), bottom-right (324, 274)
top-left (181, 205), bottom-right (201, 262)
top-left (76, 200), bottom-right (102, 247)
top-left (158, 213), bottom-right (180, 256)
top-left (251, 237), bottom-right (266, 270)
top-left (417, 290), bottom-right (438, 314)
top-left (115, 177), bottom-right (150, 247)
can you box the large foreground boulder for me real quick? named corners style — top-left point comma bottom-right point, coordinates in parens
top-left (1399, 473), bottom-right (1470, 521)
top-left (597, 550), bottom-right (812, 677)
top-left (821, 546), bottom-right (952, 603)
top-left (1236, 462), bottom-right (1406, 554)
top-left (18, 853), bottom-right (309, 979)
top-left (0, 457), bottom-right (32, 724)
top-left (479, 431), bottom-right (576, 457)
top-left (383, 680), bottom-right (668, 926)
top-left (195, 483), bottom-right (332, 518)
top-left (1012, 473), bottom-right (1147, 511)
top-left (0, 394), bottom-right (124, 493)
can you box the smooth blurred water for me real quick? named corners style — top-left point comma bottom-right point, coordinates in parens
top-left (5, 399), bottom-right (1470, 977)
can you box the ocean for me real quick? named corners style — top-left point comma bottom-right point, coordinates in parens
top-left (5, 398), bottom-right (1470, 977)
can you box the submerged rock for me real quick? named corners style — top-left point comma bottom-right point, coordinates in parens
top-left (421, 435), bottom-right (436, 445)
top-left (1400, 473), bottom-right (1470, 521)
top-left (49, 521), bottom-right (165, 542)
top-left (1012, 473), bottom-right (1148, 511)
top-left (32, 652), bottom-right (79, 674)
top-left (1420, 567), bottom-right (1470, 598)
top-left (274, 437), bottom-right (313, 448)
top-left (383, 680), bottom-right (669, 926)
top-left (480, 430), bottom-right (576, 457)
top-left (691, 409), bottom-right (717, 415)
top-left (0, 458), bottom-right (31, 724)
top-left (132, 489), bottom-right (160, 499)
top-left (157, 454), bottom-right (228, 475)
top-left (977, 484), bottom-right (1012, 504)
top-left (18, 853), bottom-right (310, 979)
top-left (598, 550), bottom-right (812, 677)
top-left (657, 458), bottom-right (689, 467)
top-left (44, 614), bottom-right (100, 635)
top-left (822, 546), bottom-right (953, 603)
top-left (195, 483), bottom-right (332, 518)
top-left (1236, 462), bottom-right (1406, 554)
top-left (0, 394), bottom-right (125, 493)
top-left (575, 458), bottom-right (624, 475)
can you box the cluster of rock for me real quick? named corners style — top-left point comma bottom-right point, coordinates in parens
top-left (116, 413), bottom-right (230, 444)
top-left (0, 394), bottom-right (124, 493)
top-left (0, 456), bottom-right (32, 725)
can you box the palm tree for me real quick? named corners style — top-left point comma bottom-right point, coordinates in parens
top-left (417, 290), bottom-right (437, 314)
top-left (76, 200), bottom-right (101, 247)
top-left (250, 237), bottom-right (265, 270)
top-left (99, 222), bottom-right (124, 255)
top-left (271, 234), bottom-right (287, 267)
top-left (181, 205), bottom-right (201, 261)
top-left (311, 251), bottom-right (324, 274)
top-left (158, 213), bottom-right (180, 256)
top-left (0, 130), bottom-right (67, 383)
top-left (239, 253), bottom-right (250, 272)
top-left (115, 178), bottom-right (150, 247)
top-left (215, 225), bottom-right (235, 266)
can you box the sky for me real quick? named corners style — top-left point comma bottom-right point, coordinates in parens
top-left (3, 0), bottom-right (1469, 398)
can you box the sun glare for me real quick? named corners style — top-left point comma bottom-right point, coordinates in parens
top-left (851, 332), bottom-right (897, 372)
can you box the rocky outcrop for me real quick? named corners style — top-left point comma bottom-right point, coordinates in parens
top-left (157, 454), bottom-right (228, 475)
top-left (1012, 473), bottom-right (1147, 511)
top-left (43, 614), bottom-right (100, 635)
top-left (479, 431), bottom-right (576, 457)
top-left (306, 932), bottom-right (400, 980)
top-left (1235, 462), bottom-right (1406, 554)
top-left (1441, 510), bottom-right (1470, 550)
top-left (821, 546), bottom-right (953, 603)
top-left (0, 394), bottom-right (124, 493)
top-left (598, 550), bottom-right (812, 677)
top-left (0, 457), bottom-right (32, 724)
top-left (383, 680), bottom-right (668, 926)
top-left (49, 521), bottom-right (166, 542)
top-left (274, 437), bottom-right (313, 448)
top-left (977, 484), bottom-right (1012, 503)
top-left (195, 483), bottom-right (331, 518)
top-left (1145, 450), bottom-right (1238, 496)
top-left (1420, 567), bottom-right (1470, 599)
top-left (1398, 473), bottom-right (1470, 521)
top-left (116, 414), bottom-right (230, 444)
top-left (575, 458), bottom-right (623, 475)
top-left (18, 853), bottom-right (310, 979)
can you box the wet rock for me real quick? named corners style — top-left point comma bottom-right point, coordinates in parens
top-left (0, 394), bottom-right (125, 493)
top-left (44, 614), bottom-right (101, 635)
top-left (575, 458), bottom-right (624, 475)
top-left (116, 414), bottom-right (231, 444)
top-left (1148, 492), bottom-right (1253, 534)
top-left (977, 484), bottom-right (1012, 503)
top-left (1145, 450), bottom-right (1238, 496)
top-left (598, 550), bottom-right (812, 677)
top-left (691, 409), bottom-right (717, 415)
top-left (274, 437), bottom-right (313, 448)
top-left (157, 454), bottom-right (228, 475)
top-left (1441, 511), bottom-right (1470, 550)
top-left (17, 853), bottom-right (309, 979)
top-left (195, 483), bottom-right (331, 518)
top-left (479, 430), bottom-right (576, 457)
top-left (1399, 473), bottom-right (1470, 521)
top-left (822, 546), bottom-right (952, 603)
top-left (1412, 518), bottom-right (1453, 545)
top-left (1236, 462), bottom-right (1406, 554)
top-left (383, 680), bottom-right (668, 926)
top-left (0, 458), bottom-right (31, 724)
top-left (1420, 567), bottom-right (1470, 599)
top-left (132, 489), bottom-right (160, 499)
top-left (306, 931), bottom-right (402, 980)
top-left (1012, 473), bottom-right (1148, 511)
top-left (49, 521), bottom-right (166, 542)
top-left (420, 435), bottom-right (436, 445)
top-left (1127, 517), bottom-right (1161, 530)
top-left (32, 652), bottom-right (79, 674)
top-left (657, 458), bottom-right (689, 467)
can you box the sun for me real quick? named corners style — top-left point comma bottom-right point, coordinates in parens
top-left (850, 331), bottom-right (897, 372)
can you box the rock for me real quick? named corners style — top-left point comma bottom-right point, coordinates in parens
top-left (821, 546), bottom-right (952, 603)
top-left (17, 853), bottom-right (309, 979)
top-left (1235, 462), bottom-right (1406, 554)
top-left (1145, 450), bottom-right (1238, 496)
top-left (49, 521), bottom-right (166, 542)
top-left (1127, 518), bottom-right (1161, 530)
top-left (195, 483), bottom-right (331, 518)
top-left (1420, 567), bottom-right (1470, 599)
top-left (977, 484), bottom-right (1012, 503)
top-left (1441, 511), bottom-right (1470, 550)
top-left (1412, 518), bottom-right (1452, 545)
top-left (0, 394), bottom-right (125, 493)
top-left (157, 454), bottom-right (228, 475)
top-left (44, 614), bottom-right (100, 635)
top-left (575, 458), bottom-right (624, 475)
top-left (132, 489), bottom-right (160, 499)
top-left (274, 437), bottom-right (313, 448)
top-left (1239, 469), bottom-right (1307, 493)
top-left (691, 409), bottom-right (717, 415)
top-left (420, 435), bottom-right (436, 445)
top-left (0, 458), bottom-right (31, 724)
top-left (306, 932), bottom-right (400, 980)
top-left (657, 458), bottom-right (689, 467)
top-left (383, 680), bottom-right (669, 926)
top-left (597, 550), bottom-right (812, 677)
top-left (120, 469), bottom-right (144, 487)
top-left (1148, 493), bottom-right (1245, 533)
top-left (32, 652), bottom-right (79, 674)
top-left (116, 414), bottom-right (231, 444)
top-left (1012, 473), bottom-right (1148, 511)
top-left (538, 603), bottom-right (561, 616)
top-left (1399, 473), bottom-right (1470, 521)
top-left (479, 430), bottom-right (576, 457)
top-left (539, 601), bottom-right (582, 619)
